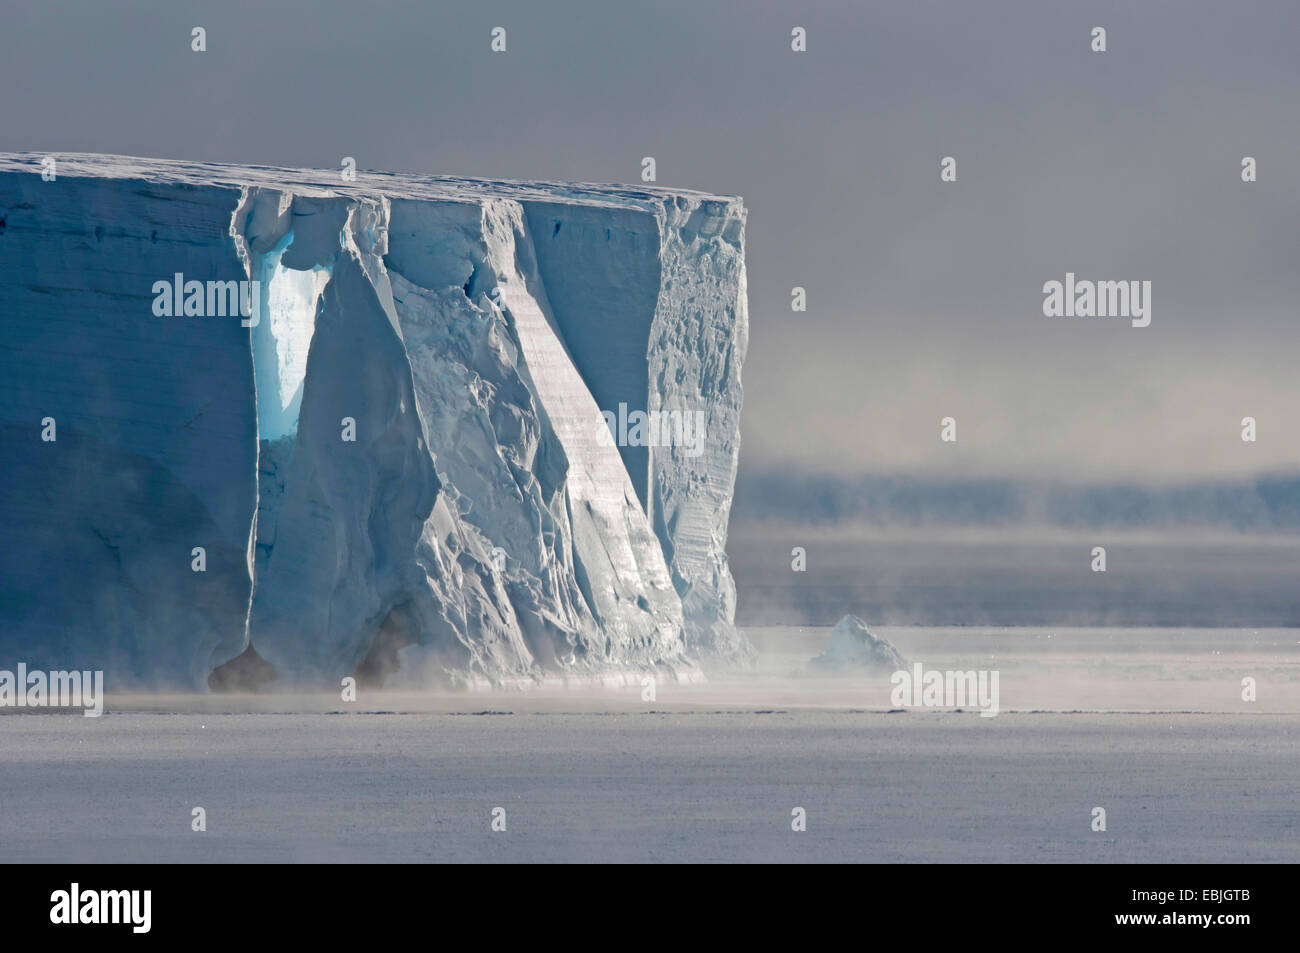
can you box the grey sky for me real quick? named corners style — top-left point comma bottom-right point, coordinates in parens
top-left (4, 0), bottom-right (1297, 482)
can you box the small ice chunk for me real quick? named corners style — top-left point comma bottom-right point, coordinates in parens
top-left (811, 615), bottom-right (905, 671)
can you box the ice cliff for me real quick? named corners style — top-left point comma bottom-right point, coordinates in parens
top-left (0, 154), bottom-right (750, 689)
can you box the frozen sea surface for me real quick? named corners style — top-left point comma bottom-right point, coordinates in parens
top-left (0, 710), bottom-right (1296, 863)
top-left (0, 626), bottom-right (1295, 863)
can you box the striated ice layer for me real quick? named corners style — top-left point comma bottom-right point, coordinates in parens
top-left (0, 153), bottom-right (751, 688)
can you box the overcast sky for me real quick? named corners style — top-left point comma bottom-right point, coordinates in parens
top-left (5, 0), bottom-right (1298, 484)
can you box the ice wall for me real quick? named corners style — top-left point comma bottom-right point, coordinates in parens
top-left (0, 171), bottom-right (255, 685)
top-left (0, 154), bottom-right (750, 688)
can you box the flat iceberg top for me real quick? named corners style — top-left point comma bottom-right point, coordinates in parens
top-left (0, 152), bottom-right (743, 214)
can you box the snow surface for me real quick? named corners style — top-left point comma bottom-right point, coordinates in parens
top-left (4, 709), bottom-right (1297, 863)
top-left (0, 153), bottom-right (750, 687)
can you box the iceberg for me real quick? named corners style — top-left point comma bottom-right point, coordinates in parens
top-left (811, 615), bottom-right (906, 671)
top-left (0, 153), bottom-right (751, 688)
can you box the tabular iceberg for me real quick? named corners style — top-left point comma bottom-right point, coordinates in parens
top-left (0, 154), bottom-right (750, 689)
